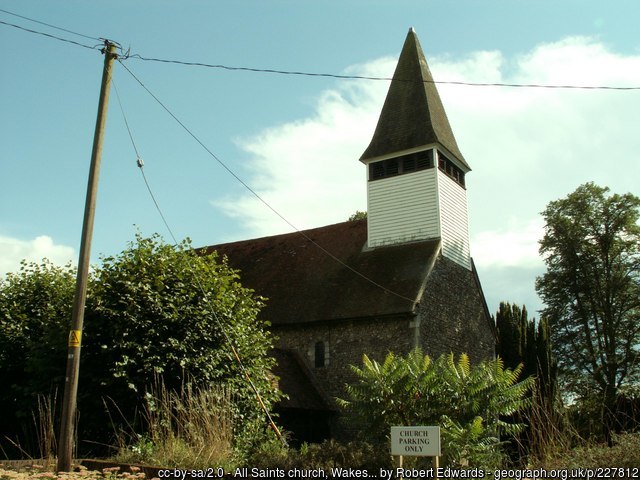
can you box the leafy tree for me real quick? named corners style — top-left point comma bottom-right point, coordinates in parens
top-left (0, 235), bottom-right (281, 456)
top-left (80, 234), bottom-right (280, 449)
top-left (347, 211), bottom-right (367, 221)
top-left (535, 183), bottom-right (640, 442)
top-left (0, 260), bottom-right (76, 454)
top-left (338, 349), bottom-right (533, 467)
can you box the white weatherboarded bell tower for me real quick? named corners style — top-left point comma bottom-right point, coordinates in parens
top-left (360, 28), bottom-right (471, 270)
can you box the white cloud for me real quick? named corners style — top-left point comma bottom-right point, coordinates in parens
top-left (212, 36), bottom-right (640, 312)
top-left (476, 263), bottom-right (546, 317)
top-left (213, 57), bottom-right (397, 239)
top-left (436, 37), bottom-right (640, 235)
top-left (471, 218), bottom-right (546, 315)
top-left (0, 235), bottom-right (75, 276)
top-left (472, 218), bottom-right (545, 269)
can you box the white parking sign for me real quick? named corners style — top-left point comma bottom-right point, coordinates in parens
top-left (391, 426), bottom-right (441, 457)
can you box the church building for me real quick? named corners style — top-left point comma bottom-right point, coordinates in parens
top-left (201, 28), bottom-right (495, 443)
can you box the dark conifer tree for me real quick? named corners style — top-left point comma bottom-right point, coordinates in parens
top-left (495, 302), bottom-right (559, 459)
top-left (496, 302), bottom-right (556, 395)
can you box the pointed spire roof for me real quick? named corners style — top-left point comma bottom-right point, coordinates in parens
top-left (360, 28), bottom-right (468, 169)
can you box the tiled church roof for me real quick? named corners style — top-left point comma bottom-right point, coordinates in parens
top-left (200, 219), bottom-right (440, 325)
top-left (360, 28), bottom-right (468, 169)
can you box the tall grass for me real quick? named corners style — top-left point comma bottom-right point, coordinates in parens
top-left (542, 432), bottom-right (640, 469)
top-left (517, 386), bottom-right (578, 464)
top-left (32, 392), bottom-right (58, 463)
top-left (2, 392), bottom-right (58, 463)
top-left (113, 379), bottom-right (234, 469)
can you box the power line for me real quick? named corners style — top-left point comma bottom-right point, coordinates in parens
top-left (4, 5), bottom-right (422, 329)
top-left (118, 59), bottom-right (418, 305)
top-left (0, 18), bottom-right (100, 51)
top-left (113, 80), bottom-right (179, 244)
top-left (125, 53), bottom-right (640, 91)
top-left (1, 5), bottom-right (288, 440)
top-left (0, 7), bottom-right (100, 41)
top-left (1, 7), bottom-right (638, 92)
top-left (112, 79), bottom-right (286, 445)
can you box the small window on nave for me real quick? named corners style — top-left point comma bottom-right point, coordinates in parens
top-left (314, 341), bottom-right (326, 368)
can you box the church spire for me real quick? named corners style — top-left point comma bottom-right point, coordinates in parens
top-left (361, 29), bottom-right (472, 269)
top-left (360, 28), bottom-right (468, 169)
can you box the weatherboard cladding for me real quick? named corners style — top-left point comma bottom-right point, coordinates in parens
top-left (359, 29), bottom-right (468, 168)
top-left (368, 168), bottom-right (439, 247)
top-left (202, 219), bottom-right (439, 326)
top-left (438, 171), bottom-right (471, 269)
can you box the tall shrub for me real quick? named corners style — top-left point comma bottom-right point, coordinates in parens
top-left (0, 234), bottom-right (281, 457)
top-left (338, 349), bottom-right (533, 467)
top-left (0, 260), bottom-right (75, 456)
top-left (79, 234), bottom-right (280, 451)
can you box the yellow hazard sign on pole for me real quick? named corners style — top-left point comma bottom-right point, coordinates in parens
top-left (68, 330), bottom-right (82, 347)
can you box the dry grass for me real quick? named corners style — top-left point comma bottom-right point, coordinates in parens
top-left (540, 432), bottom-right (640, 469)
top-left (516, 387), bottom-right (579, 464)
top-left (32, 394), bottom-right (58, 463)
top-left (513, 389), bottom-right (640, 470)
top-left (3, 393), bottom-right (62, 464)
top-left (112, 380), bottom-right (234, 470)
top-left (3, 433), bottom-right (639, 478)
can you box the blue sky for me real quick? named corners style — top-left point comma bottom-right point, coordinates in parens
top-left (1, 1), bottom-right (639, 317)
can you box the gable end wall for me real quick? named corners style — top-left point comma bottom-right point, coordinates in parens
top-left (418, 256), bottom-right (495, 361)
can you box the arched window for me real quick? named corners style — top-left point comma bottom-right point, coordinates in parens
top-left (314, 341), bottom-right (326, 368)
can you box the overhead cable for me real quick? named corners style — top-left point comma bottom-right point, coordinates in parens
top-left (118, 59), bottom-right (418, 305)
top-left (0, 18), bottom-right (100, 51)
top-left (125, 53), bottom-right (640, 91)
top-left (1, 8), bottom-right (637, 92)
top-left (112, 79), bottom-right (286, 445)
top-left (0, 7), bottom-right (100, 41)
top-left (113, 80), bottom-right (179, 243)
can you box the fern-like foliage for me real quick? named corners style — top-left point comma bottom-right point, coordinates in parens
top-left (338, 349), bottom-right (534, 467)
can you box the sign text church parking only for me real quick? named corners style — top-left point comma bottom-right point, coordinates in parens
top-left (391, 426), bottom-right (441, 457)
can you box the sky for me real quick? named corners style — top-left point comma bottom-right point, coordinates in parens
top-left (1, 1), bottom-right (639, 317)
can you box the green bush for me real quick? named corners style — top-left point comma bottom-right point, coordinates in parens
top-left (0, 234), bottom-right (281, 458)
top-left (78, 234), bottom-right (280, 453)
top-left (0, 260), bottom-right (75, 457)
top-left (338, 349), bottom-right (534, 468)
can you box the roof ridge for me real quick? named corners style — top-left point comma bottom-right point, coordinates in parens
top-left (200, 218), bottom-right (366, 251)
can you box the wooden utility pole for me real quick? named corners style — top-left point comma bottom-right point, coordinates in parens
top-left (57, 41), bottom-right (118, 473)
